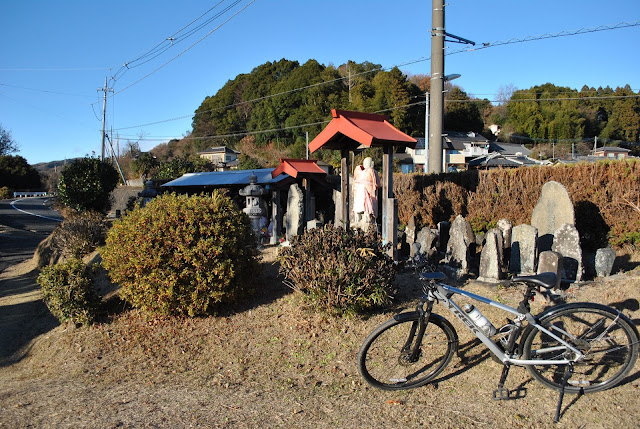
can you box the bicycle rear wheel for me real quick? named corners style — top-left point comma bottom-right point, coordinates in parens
top-left (523, 303), bottom-right (639, 393)
top-left (358, 312), bottom-right (458, 390)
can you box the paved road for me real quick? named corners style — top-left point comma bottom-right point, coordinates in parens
top-left (0, 197), bottom-right (62, 272)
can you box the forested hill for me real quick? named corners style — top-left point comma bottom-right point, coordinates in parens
top-left (162, 58), bottom-right (638, 162)
top-left (189, 59), bottom-right (431, 158)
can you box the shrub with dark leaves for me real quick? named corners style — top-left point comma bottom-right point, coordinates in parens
top-left (278, 225), bottom-right (396, 316)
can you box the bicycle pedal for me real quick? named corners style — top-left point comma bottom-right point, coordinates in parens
top-left (492, 387), bottom-right (511, 400)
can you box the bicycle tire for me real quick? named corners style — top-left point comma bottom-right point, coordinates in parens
top-left (358, 312), bottom-right (458, 390)
top-left (522, 303), bottom-right (639, 393)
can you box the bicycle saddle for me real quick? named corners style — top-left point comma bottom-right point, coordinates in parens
top-left (511, 272), bottom-right (558, 289)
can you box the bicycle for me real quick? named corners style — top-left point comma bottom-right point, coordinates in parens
top-left (357, 271), bottom-right (639, 422)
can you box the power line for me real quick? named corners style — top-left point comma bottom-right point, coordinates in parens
top-left (112, 0), bottom-right (256, 95)
top-left (111, 19), bottom-right (640, 132)
top-left (0, 67), bottom-right (109, 71)
top-left (447, 20), bottom-right (640, 56)
top-left (0, 82), bottom-right (93, 98)
top-left (111, 0), bottom-right (240, 82)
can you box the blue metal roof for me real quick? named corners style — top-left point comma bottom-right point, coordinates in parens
top-left (161, 168), bottom-right (288, 188)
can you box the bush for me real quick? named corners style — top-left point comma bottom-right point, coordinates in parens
top-left (57, 157), bottom-right (119, 213)
top-left (101, 192), bottom-right (260, 317)
top-left (278, 225), bottom-right (396, 316)
top-left (52, 210), bottom-right (106, 258)
top-left (0, 186), bottom-right (11, 199)
top-left (37, 259), bottom-right (98, 326)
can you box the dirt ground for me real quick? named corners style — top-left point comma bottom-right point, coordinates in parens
top-left (1, 247), bottom-right (639, 429)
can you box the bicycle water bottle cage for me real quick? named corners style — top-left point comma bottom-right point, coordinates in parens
top-left (512, 272), bottom-right (557, 289)
top-left (419, 272), bottom-right (446, 281)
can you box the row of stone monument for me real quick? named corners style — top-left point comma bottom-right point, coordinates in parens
top-left (403, 181), bottom-right (617, 285)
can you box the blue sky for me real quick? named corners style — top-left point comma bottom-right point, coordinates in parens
top-left (1, 0), bottom-right (639, 165)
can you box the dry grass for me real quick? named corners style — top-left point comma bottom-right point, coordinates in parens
top-left (1, 248), bottom-right (640, 428)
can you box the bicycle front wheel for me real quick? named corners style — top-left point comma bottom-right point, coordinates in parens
top-left (358, 312), bottom-right (458, 390)
top-left (523, 303), bottom-right (639, 393)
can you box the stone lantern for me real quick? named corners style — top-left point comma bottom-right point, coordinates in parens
top-left (239, 173), bottom-right (269, 237)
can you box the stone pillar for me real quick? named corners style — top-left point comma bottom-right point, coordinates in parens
top-left (270, 189), bottom-right (282, 245)
top-left (285, 184), bottom-right (304, 240)
top-left (510, 224), bottom-right (538, 275)
top-left (382, 145), bottom-right (397, 260)
top-left (478, 230), bottom-right (503, 282)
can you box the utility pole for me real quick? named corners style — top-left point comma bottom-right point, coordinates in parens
top-left (424, 91), bottom-right (429, 172)
top-left (98, 77), bottom-right (113, 161)
top-left (427, 1), bottom-right (473, 173)
top-left (427, 0), bottom-right (445, 174)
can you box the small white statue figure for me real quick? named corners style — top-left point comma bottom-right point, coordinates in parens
top-left (353, 157), bottom-right (381, 226)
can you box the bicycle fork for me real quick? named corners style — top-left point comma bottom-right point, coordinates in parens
top-left (402, 297), bottom-right (436, 362)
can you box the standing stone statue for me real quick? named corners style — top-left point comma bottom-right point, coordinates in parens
top-left (531, 181), bottom-right (575, 252)
top-left (445, 215), bottom-right (475, 275)
top-left (352, 157), bottom-right (381, 228)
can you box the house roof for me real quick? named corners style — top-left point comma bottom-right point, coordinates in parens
top-left (489, 142), bottom-right (531, 157)
top-left (197, 145), bottom-right (241, 155)
top-left (161, 168), bottom-right (287, 188)
top-left (468, 152), bottom-right (540, 168)
top-left (595, 146), bottom-right (631, 153)
top-left (444, 139), bottom-right (466, 151)
top-left (413, 133), bottom-right (487, 151)
top-left (271, 159), bottom-right (327, 179)
top-left (446, 131), bottom-right (489, 145)
top-left (309, 109), bottom-right (417, 153)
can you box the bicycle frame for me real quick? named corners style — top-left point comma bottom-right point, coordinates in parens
top-left (427, 282), bottom-right (584, 366)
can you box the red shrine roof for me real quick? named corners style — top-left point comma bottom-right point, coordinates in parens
top-left (271, 159), bottom-right (327, 179)
top-left (309, 109), bottom-right (417, 153)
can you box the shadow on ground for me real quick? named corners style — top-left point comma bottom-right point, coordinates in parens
top-left (0, 269), bottom-right (59, 367)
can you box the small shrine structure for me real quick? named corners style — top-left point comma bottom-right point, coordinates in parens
top-left (309, 109), bottom-right (417, 258)
top-left (271, 158), bottom-right (329, 244)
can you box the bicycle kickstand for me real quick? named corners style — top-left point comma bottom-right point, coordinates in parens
top-left (554, 363), bottom-right (574, 423)
top-left (493, 364), bottom-right (511, 400)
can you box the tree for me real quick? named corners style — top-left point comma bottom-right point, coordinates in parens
top-left (57, 157), bottom-right (119, 213)
top-left (237, 153), bottom-right (263, 170)
top-left (0, 125), bottom-right (19, 156)
top-left (445, 87), bottom-right (484, 132)
top-left (131, 152), bottom-right (159, 180)
top-left (0, 155), bottom-right (42, 190)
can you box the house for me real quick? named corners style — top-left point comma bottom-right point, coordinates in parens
top-left (593, 146), bottom-right (631, 160)
top-left (403, 132), bottom-right (490, 172)
top-left (468, 152), bottom-right (541, 169)
top-left (197, 146), bottom-right (241, 170)
top-left (489, 142), bottom-right (531, 158)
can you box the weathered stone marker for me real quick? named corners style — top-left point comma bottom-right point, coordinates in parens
top-left (445, 215), bottom-right (475, 275)
top-left (285, 183), bottom-right (304, 240)
top-left (595, 247), bottom-right (616, 277)
top-left (531, 181), bottom-right (575, 252)
top-left (552, 223), bottom-right (583, 282)
top-left (537, 250), bottom-right (563, 288)
top-left (510, 224), bottom-right (538, 275)
top-left (478, 230), bottom-right (503, 282)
